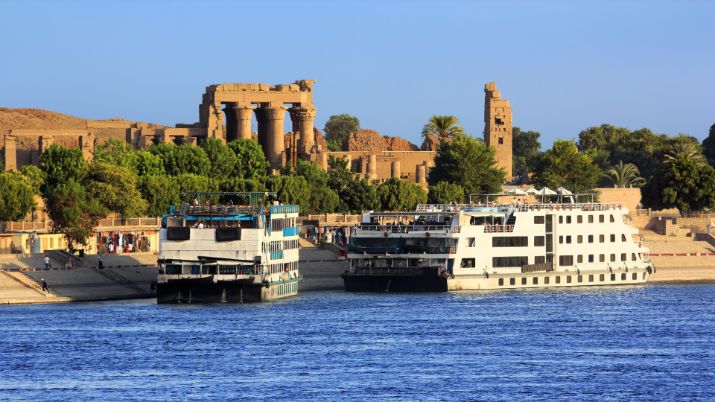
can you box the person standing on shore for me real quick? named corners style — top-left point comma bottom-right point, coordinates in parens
top-left (97, 254), bottom-right (104, 270)
top-left (43, 254), bottom-right (50, 269)
top-left (40, 278), bottom-right (48, 292)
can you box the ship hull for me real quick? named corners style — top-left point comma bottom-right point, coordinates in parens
top-left (342, 267), bottom-right (448, 292)
top-left (343, 267), bottom-right (651, 292)
top-left (157, 277), bottom-right (299, 303)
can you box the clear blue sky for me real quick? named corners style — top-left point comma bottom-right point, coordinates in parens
top-left (1, 0), bottom-right (713, 148)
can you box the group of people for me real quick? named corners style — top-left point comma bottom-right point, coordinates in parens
top-left (306, 226), bottom-right (349, 248)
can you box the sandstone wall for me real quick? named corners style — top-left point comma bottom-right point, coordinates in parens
top-left (597, 187), bottom-right (642, 214)
top-left (328, 150), bottom-right (435, 183)
top-left (346, 129), bottom-right (418, 152)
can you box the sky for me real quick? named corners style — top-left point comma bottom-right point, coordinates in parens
top-left (1, 0), bottom-right (713, 148)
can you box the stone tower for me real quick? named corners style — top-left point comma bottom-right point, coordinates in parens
top-left (483, 82), bottom-right (512, 178)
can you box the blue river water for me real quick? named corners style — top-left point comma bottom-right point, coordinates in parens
top-left (1, 283), bottom-right (714, 401)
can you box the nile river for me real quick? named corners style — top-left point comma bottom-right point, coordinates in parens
top-left (1, 283), bottom-right (713, 401)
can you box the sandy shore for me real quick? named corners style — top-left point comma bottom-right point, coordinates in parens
top-left (649, 257), bottom-right (715, 283)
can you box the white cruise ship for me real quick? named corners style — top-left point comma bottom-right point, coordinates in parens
top-left (343, 198), bottom-right (654, 292)
top-left (157, 192), bottom-right (300, 303)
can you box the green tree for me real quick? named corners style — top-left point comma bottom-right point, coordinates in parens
top-left (266, 175), bottom-right (311, 212)
top-left (201, 138), bottom-right (238, 179)
top-left (512, 127), bottom-right (541, 177)
top-left (151, 143), bottom-right (211, 176)
top-left (295, 160), bottom-right (339, 213)
top-left (421, 115), bottom-right (465, 140)
top-left (377, 178), bottom-right (427, 211)
top-left (532, 140), bottom-right (602, 193)
top-left (129, 151), bottom-right (165, 177)
top-left (94, 139), bottom-right (133, 167)
top-left (652, 149), bottom-right (715, 212)
top-left (227, 139), bottom-right (269, 180)
top-left (604, 161), bottom-right (646, 188)
top-left (19, 165), bottom-right (45, 195)
top-left (45, 178), bottom-right (106, 248)
top-left (702, 123), bottom-right (715, 166)
top-left (428, 134), bottom-right (505, 200)
top-left (428, 182), bottom-right (465, 204)
top-left (327, 161), bottom-right (379, 213)
top-left (139, 175), bottom-right (180, 217)
top-left (175, 173), bottom-right (217, 195)
top-left (84, 162), bottom-right (146, 216)
top-left (324, 114), bottom-right (359, 151)
top-left (0, 172), bottom-right (35, 221)
top-left (218, 177), bottom-right (266, 193)
top-left (40, 144), bottom-right (87, 189)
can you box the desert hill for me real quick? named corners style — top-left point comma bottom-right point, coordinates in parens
top-left (0, 108), bottom-right (165, 133)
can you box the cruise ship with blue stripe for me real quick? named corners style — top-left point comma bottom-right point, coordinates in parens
top-left (157, 192), bottom-right (300, 303)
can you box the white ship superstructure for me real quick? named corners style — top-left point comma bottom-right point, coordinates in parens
top-left (343, 199), bottom-right (654, 291)
top-left (157, 192), bottom-right (300, 303)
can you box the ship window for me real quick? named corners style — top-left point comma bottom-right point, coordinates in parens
top-left (566, 216), bottom-right (572, 224)
top-left (600, 274), bottom-right (605, 281)
top-left (556, 276), bottom-right (561, 284)
top-left (588, 235), bottom-right (594, 243)
top-left (577, 235), bottom-right (583, 243)
top-left (610, 234), bottom-right (616, 242)
top-left (577, 215), bottom-right (583, 223)
top-left (588, 274), bottom-right (594, 282)
top-left (521, 277), bottom-right (527, 285)
top-left (621, 253), bottom-right (627, 262)
top-left (578, 275), bottom-right (583, 283)
top-left (577, 255), bottom-right (583, 263)
top-left (611, 273), bottom-right (616, 281)
top-left (610, 254), bottom-right (616, 262)
top-left (499, 278), bottom-right (504, 286)
top-left (632, 273), bottom-right (638, 280)
top-left (610, 215), bottom-right (616, 223)
top-left (559, 255), bottom-right (574, 266)
top-left (588, 255), bottom-right (594, 263)
top-left (599, 234), bottom-right (605, 243)
top-left (468, 237), bottom-right (476, 247)
top-left (493, 256), bottom-right (529, 268)
top-left (559, 216), bottom-right (563, 224)
top-left (460, 258), bottom-right (476, 268)
top-left (566, 235), bottom-right (571, 244)
top-left (544, 276), bottom-right (550, 284)
top-left (621, 273), bottom-right (627, 280)
top-left (588, 215), bottom-right (594, 223)
top-left (534, 236), bottom-right (545, 246)
top-left (559, 236), bottom-right (563, 244)
top-left (533, 277), bottom-right (538, 285)
top-left (535, 256), bottom-right (546, 263)
top-left (599, 254), bottom-right (605, 262)
top-left (534, 216), bottom-right (545, 224)
top-left (492, 236), bottom-right (528, 247)
top-left (567, 276), bottom-right (572, 283)
top-left (632, 253), bottom-right (637, 261)
top-left (599, 214), bottom-right (605, 223)
top-left (622, 234), bottom-right (627, 242)
top-left (510, 278), bottom-right (515, 285)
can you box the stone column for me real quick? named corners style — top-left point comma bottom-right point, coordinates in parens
top-left (3, 135), bottom-right (17, 171)
top-left (224, 103), bottom-right (238, 142)
top-left (391, 160), bottom-right (401, 178)
top-left (416, 163), bottom-right (427, 187)
top-left (235, 105), bottom-right (254, 141)
top-left (262, 105), bottom-right (287, 171)
top-left (294, 106), bottom-right (316, 156)
top-left (367, 154), bottom-right (378, 181)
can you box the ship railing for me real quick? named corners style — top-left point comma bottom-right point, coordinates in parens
top-left (180, 205), bottom-right (259, 216)
top-left (484, 224), bottom-right (514, 233)
top-left (514, 203), bottom-right (625, 212)
top-left (357, 225), bottom-right (460, 233)
top-left (521, 263), bottom-right (554, 273)
top-left (160, 266), bottom-right (262, 276)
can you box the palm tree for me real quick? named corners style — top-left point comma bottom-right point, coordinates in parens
top-left (664, 142), bottom-right (705, 165)
top-left (421, 115), bottom-right (465, 139)
top-left (605, 160), bottom-right (646, 188)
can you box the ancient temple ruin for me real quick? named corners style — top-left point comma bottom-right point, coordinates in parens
top-left (199, 80), bottom-right (320, 170)
top-left (484, 82), bottom-right (512, 176)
